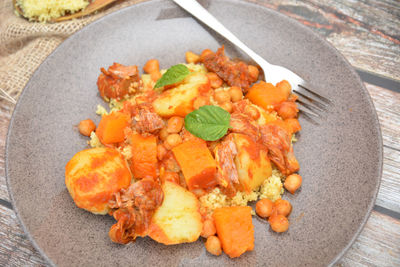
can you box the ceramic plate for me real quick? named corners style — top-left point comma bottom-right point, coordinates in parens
top-left (6, 0), bottom-right (382, 266)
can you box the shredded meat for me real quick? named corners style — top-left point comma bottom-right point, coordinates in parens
top-left (232, 100), bottom-right (249, 114)
top-left (230, 112), bottom-right (260, 141)
top-left (97, 63), bottom-right (140, 101)
top-left (202, 46), bottom-right (256, 91)
top-left (130, 103), bottom-right (164, 134)
top-left (214, 134), bottom-right (239, 197)
top-left (108, 179), bottom-right (163, 244)
top-left (260, 124), bottom-right (299, 175)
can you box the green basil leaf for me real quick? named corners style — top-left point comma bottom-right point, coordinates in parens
top-left (184, 105), bottom-right (231, 141)
top-left (154, 64), bottom-right (190, 89)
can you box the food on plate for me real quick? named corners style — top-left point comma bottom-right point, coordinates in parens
top-left (205, 235), bottom-right (222, 256)
top-left (16, 0), bottom-right (89, 22)
top-left (78, 119), bottom-right (96, 136)
top-left (96, 111), bottom-right (131, 144)
top-left (213, 206), bottom-right (254, 258)
top-left (127, 133), bottom-right (158, 179)
top-left (255, 198), bottom-right (292, 233)
top-left (66, 46), bottom-right (303, 258)
top-left (255, 198), bottom-right (274, 218)
top-left (152, 72), bottom-right (211, 117)
top-left (148, 181), bottom-right (202, 245)
top-left (284, 173), bottom-right (302, 194)
top-left (65, 147), bottom-right (131, 214)
top-left (172, 139), bottom-right (217, 190)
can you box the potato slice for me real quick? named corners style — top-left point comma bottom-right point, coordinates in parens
top-left (232, 133), bottom-right (272, 192)
top-left (148, 181), bottom-right (202, 245)
top-left (65, 147), bottom-right (131, 214)
top-left (152, 72), bottom-right (211, 117)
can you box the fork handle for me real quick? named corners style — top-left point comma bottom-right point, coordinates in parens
top-left (172, 0), bottom-right (272, 68)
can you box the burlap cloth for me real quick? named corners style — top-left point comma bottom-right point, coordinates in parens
top-left (0, 0), bottom-right (147, 102)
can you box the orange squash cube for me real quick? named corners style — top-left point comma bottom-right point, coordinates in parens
top-left (172, 139), bottom-right (217, 190)
top-left (128, 133), bottom-right (158, 179)
top-left (213, 206), bottom-right (254, 258)
top-left (96, 111), bottom-right (130, 144)
top-left (246, 81), bottom-right (290, 110)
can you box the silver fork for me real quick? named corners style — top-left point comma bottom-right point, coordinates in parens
top-left (173, 0), bottom-right (331, 120)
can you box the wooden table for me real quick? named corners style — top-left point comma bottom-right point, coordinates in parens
top-left (0, 0), bottom-right (399, 266)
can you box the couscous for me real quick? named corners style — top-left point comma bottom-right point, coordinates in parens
top-left (16, 0), bottom-right (89, 22)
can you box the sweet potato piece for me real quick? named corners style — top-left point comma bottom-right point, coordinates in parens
top-left (213, 206), bottom-right (254, 258)
top-left (96, 111), bottom-right (130, 144)
top-left (148, 181), bottom-right (202, 245)
top-left (128, 133), bottom-right (157, 179)
top-left (246, 81), bottom-right (289, 110)
top-left (172, 139), bottom-right (217, 190)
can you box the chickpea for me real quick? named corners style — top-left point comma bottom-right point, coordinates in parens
top-left (248, 65), bottom-right (259, 81)
top-left (185, 51), bottom-right (200, 64)
top-left (150, 71), bottom-right (162, 82)
top-left (143, 59), bottom-right (160, 74)
top-left (201, 219), bottom-right (217, 238)
top-left (244, 105), bottom-right (260, 120)
top-left (193, 97), bottom-right (208, 110)
top-left (228, 86), bottom-right (243, 102)
top-left (162, 171), bottom-right (180, 184)
top-left (276, 80), bottom-right (292, 99)
top-left (167, 116), bottom-right (184, 133)
top-left (256, 198), bottom-right (274, 218)
top-left (274, 199), bottom-right (292, 217)
top-left (205, 236), bottom-right (222, 256)
top-left (78, 119), bottom-right (96, 136)
top-left (214, 90), bottom-right (231, 103)
top-left (276, 102), bottom-right (298, 119)
top-left (159, 127), bottom-right (169, 141)
top-left (164, 134), bottom-right (182, 149)
top-left (200, 49), bottom-right (214, 61)
top-left (157, 144), bottom-right (167, 160)
top-left (219, 102), bottom-right (233, 113)
top-left (269, 214), bottom-right (289, 233)
top-left (284, 174), bottom-right (302, 194)
top-left (206, 72), bottom-right (223, 89)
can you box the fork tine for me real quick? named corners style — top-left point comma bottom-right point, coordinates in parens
top-left (297, 103), bottom-right (320, 118)
top-left (298, 110), bottom-right (320, 125)
top-left (298, 84), bottom-right (332, 104)
top-left (297, 99), bottom-right (323, 113)
top-left (293, 90), bottom-right (328, 110)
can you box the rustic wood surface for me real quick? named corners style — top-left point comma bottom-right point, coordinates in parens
top-left (0, 0), bottom-right (399, 266)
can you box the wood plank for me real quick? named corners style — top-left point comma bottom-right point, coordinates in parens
top-left (366, 83), bottom-right (400, 151)
top-left (0, 204), bottom-right (47, 266)
top-left (377, 146), bottom-right (400, 213)
top-left (249, 0), bottom-right (400, 80)
top-left (338, 211), bottom-right (400, 267)
top-left (365, 83), bottom-right (400, 212)
top-left (0, 102), bottom-right (13, 202)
